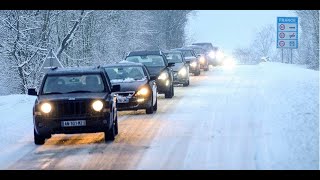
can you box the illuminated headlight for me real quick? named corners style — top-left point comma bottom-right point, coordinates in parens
top-left (178, 67), bottom-right (187, 76)
top-left (216, 51), bottom-right (224, 60)
top-left (199, 56), bottom-right (206, 64)
top-left (92, 100), bottom-right (104, 112)
top-left (209, 51), bottom-right (216, 58)
top-left (40, 103), bottom-right (52, 113)
top-left (190, 62), bottom-right (197, 67)
top-left (158, 72), bottom-right (169, 80)
top-left (136, 87), bottom-right (149, 96)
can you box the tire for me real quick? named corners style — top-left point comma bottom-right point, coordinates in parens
top-left (34, 129), bottom-right (45, 145)
top-left (114, 110), bottom-right (118, 135)
top-left (194, 70), bottom-right (200, 76)
top-left (146, 96), bottom-right (154, 114)
top-left (204, 66), bottom-right (209, 71)
top-left (165, 84), bottom-right (174, 98)
top-left (153, 96), bottom-right (158, 112)
top-left (105, 110), bottom-right (116, 142)
top-left (183, 79), bottom-right (190, 87)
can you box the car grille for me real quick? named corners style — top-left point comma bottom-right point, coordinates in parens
top-left (48, 100), bottom-right (95, 118)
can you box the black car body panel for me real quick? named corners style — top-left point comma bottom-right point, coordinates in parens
top-left (103, 62), bottom-right (157, 111)
top-left (171, 48), bottom-right (200, 75)
top-left (164, 51), bottom-right (190, 85)
top-left (125, 50), bottom-right (174, 95)
top-left (30, 67), bottom-right (117, 138)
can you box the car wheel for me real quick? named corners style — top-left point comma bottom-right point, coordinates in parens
top-left (153, 96), bottom-right (158, 112)
top-left (105, 110), bottom-right (116, 142)
top-left (114, 109), bottom-right (118, 135)
top-left (34, 129), bottom-right (45, 145)
top-left (165, 84), bottom-right (174, 98)
top-left (194, 70), bottom-right (200, 76)
top-left (183, 80), bottom-right (190, 87)
top-left (146, 96), bottom-right (154, 114)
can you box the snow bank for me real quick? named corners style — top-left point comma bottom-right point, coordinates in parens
top-left (0, 95), bottom-right (36, 169)
top-left (257, 62), bottom-right (319, 169)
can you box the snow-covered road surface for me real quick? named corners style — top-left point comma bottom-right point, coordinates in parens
top-left (0, 62), bottom-right (318, 170)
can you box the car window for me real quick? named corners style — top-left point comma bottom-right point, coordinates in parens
top-left (105, 66), bottom-right (147, 83)
top-left (183, 51), bottom-right (193, 57)
top-left (165, 53), bottom-right (183, 63)
top-left (126, 55), bottom-right (165, 67)
top-left (42, 74), bottom-right (105, 94)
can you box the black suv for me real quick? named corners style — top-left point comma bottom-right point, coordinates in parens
top-left (125, 50), bottom-right (175, 98)
top-left (28, 66), bottom-right (120, 145)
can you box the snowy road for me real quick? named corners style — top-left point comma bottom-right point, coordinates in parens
top-left (1, 62), bottom-right (318, 170)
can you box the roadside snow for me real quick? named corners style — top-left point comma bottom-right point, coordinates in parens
top-left (0, 95), bottom-right (36, 169)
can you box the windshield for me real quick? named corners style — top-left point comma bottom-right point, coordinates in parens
top-left (105, 66), bottom-right (147, 83)
top-left (192, 48), bottom-right (205, 55)
top-left (126, 55), bottom-right (165, 67)
top-left (165, 53), bottom-right (183, 63)
top-left (42, 74), bottom-right (105, 94)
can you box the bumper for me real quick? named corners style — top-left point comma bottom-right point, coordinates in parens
top-left (34, 114), bottom-right (111, 136)
top-left (173, 72), bottom-right (188, 84)
top-left (117, 96), bottom-right (152, 111)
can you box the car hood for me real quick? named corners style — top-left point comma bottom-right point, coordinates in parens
top-left (38, 92), bottom-right (108, 102)
top-left (111, 79), bottom-right (147, 92)
top-left (171, 63), bottom-right (184, 72)
top-left (146, 66), bottom-right (166, 77)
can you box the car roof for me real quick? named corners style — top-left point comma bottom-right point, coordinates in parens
top-left (184, 45), bottom-right (205, 49)
top-left (46, 66), bottom-right (104, 75)
top-left (163, 50), bottom-right (183, 54)
top-left (103, 61), bottom-right (146, 68)
top-left (171, 47), bottom-right (194, 51)
top-left (127, 50), bottom-right (163, 56)
top-left (192, 42), bottom-right (213, 45)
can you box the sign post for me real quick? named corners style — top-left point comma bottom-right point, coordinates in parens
top-left (277, 17), bottom-right (298, 63)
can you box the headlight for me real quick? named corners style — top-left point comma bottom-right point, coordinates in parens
top-left (40, 103), bottom-right (52, 113)
top-left (190, 61), bottom-right (197, 67)
top-left (199, 56), bottom-right (206, 64)
top-left (158, 72), bottom-right (169, 80)
top-left (92, 100), bottom-right (103, 112)
top-left (209, 51), bottom-right (216, 58)
top-left (136, 87), bottom-right (149, 96)
top-left (178, 67), bottom-right (187, 76)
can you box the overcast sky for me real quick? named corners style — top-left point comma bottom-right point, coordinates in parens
top-left (186, 10), bottom-right (296, 55)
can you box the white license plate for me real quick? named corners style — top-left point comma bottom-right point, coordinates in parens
top-left (117, 96), bottom-right (129, 103)
top-left (61, 120), bottom-right (86, 127)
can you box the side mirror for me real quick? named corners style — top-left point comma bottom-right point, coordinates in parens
top-left (28, 88), bottom-right (37, 96)
top-left (111, 84), bottom-right (121, 92)
top-left (168, 62), bottom-right (175, 67)
top-left (150, 75), bottom-right (157, 81)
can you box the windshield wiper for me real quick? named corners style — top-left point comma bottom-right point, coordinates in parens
top-left (66, 90), bottom-right (94, 94)
top-left (43, 92), bottom-right (63, 95)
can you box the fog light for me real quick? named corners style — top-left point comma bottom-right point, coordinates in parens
top-left (165, 80), bottom-right (170, 86)
top-left (137, 98), bottom-right (145, 102)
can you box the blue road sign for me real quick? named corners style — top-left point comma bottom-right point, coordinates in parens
top-left (277, 17), bottom-right (298, 49)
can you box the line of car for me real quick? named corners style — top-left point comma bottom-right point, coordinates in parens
top-left (27, 42), bottom-right (222, 145)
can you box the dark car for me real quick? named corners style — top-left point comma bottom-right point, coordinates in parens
top-left (184, 45), bottom-right (209, 71)
top-left (192, 42), bottom-right (221, 66)
top-left (171, 48), bottom-right (201, 76)
top-left (125, 50), bottom-right (175, 98)
top-left (163, 51), bottom-right (190, 86)
top-left (27, 66), bottom-right (120, 145)
top-left (103, 62), bottom-right (158, 114)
